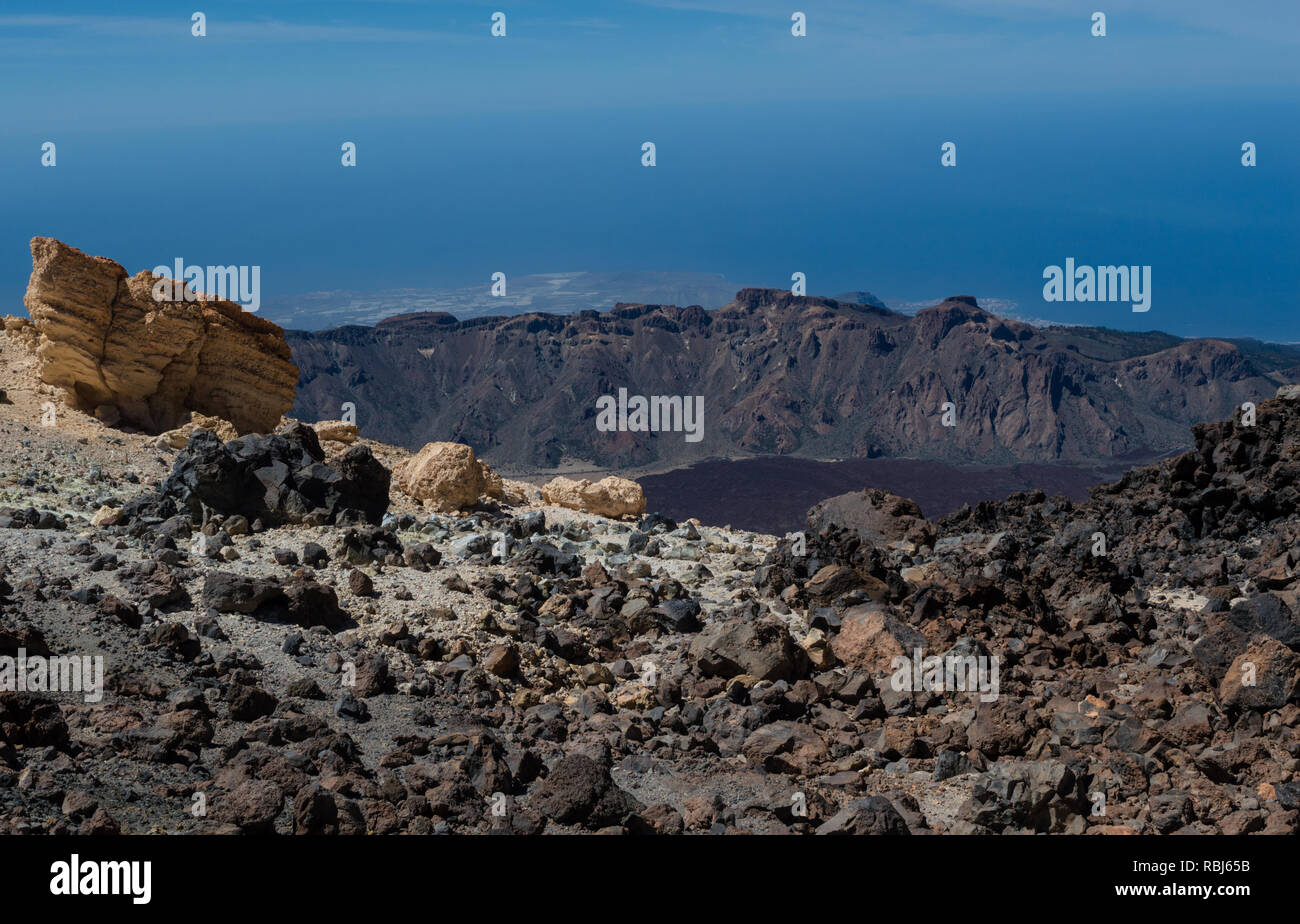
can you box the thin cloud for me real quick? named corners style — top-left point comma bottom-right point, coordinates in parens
top-left (0, 14), bottom-right (463, 43)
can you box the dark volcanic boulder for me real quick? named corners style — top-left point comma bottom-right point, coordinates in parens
top-left (334, 445), bottom-right (391, 524)
top-left (0, 692), bottom-right (70, 748)
top-left (530, 755), bottom-right (643, 828)
top-left (689, 618), bottom-right (807, 681)
top-left (807, 488), bottom-right (934, 548)
top-left (1192, 593), bottom-right (1300, 685)
top-left (158, 423), bottom-right (390, 526)
top-left (966, 760), bottom-right (1090, 833)
top-left (202, 572), bottom-right (283, 614)
top-left (203, 571), bottom-right (349, 631)
top-left (514, 542), bottom-right (580, 577)
top-left (282, 577), bottom-right (349, 631)
top-left (816, 796), bottom-right (910, 835)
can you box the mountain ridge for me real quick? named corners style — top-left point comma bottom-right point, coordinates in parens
top-left (288, 289), bottom-right (1300, 473)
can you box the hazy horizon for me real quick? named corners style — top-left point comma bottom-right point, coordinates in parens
top-left (2, 2), bottom-right (1297, 338)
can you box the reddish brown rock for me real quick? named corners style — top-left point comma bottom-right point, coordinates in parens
top-left (741, 721), bottom-right (829, 774)
top-left (483, 644), bottom-right (519, 677)
top-left (808, 489), bottom-right (934, 548)
top-left (1220, 637), bottom-right (1300, 711)
top-left (831, 605), bottom-right (926, 675)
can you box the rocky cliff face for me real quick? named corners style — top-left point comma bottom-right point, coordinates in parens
top-left (23, 238), bottom-right (297, 434)
top-left (288, 290), bottom-right (1296, 470)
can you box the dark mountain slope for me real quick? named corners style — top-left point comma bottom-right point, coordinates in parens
top-left (288, 290), bottom-right (1297, 472)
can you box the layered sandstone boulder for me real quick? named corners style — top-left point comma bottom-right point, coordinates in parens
top-left (541, 475), bottom-right (646, 518)
top-left (2, 316), bottom-right (37, 350)
top-left (313, 420), bottom-right (360, 445)
top-left (501, 479), bottom-right (541, 505)
top-left (154, 412), bottom-right (240, 450)
top-left (392, 440), bottom-right (532, 510)
top-left (23, 237), bottom-right (297, 434)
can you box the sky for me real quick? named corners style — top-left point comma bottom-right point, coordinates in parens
top-left (0, 1), bottom-right (1297, 339)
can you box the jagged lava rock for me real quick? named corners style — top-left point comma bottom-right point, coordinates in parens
top-left (160, 421), bottom-right (390, 526)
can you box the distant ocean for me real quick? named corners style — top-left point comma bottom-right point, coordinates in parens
top-left (3, 92), bottom-right (1296, 339)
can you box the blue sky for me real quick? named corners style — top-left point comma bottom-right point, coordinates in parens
top-left (1, 1), bottom-right (1297, 338)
